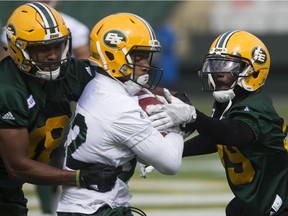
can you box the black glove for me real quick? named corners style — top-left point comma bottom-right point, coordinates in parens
top-left (76, 163), bottom-right (118, 192)
top-left (173, 92), bottom-right (192, 105)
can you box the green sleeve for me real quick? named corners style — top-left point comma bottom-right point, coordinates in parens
top-left (0, 84), bottom-right (29, 128)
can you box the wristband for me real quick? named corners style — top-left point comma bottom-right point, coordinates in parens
top-left (75, 170), bottom-right (81, 187)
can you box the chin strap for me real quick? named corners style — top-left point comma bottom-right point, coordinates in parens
top-left (124, 74), bottom-right (149, 96)
top-left (219, 99), bottom-right (232, 120)
top-left (213, 89), bottom-right (235, 103)
top-left (123, 79), bottom-right (142, 95)
top-left (34, 67), bottom-right (60, 80)
top-left (213, 89), bottom-right (235, 120)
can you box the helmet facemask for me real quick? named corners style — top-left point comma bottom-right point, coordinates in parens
top-left (200, 53), bottom-right (254, 103)
top-left (124, 46), bottom-right (163, 87)
top-left (5, 2), bottom-right (72, 81)
top-left (120, 46), bottom-right (163, 95)
top-left (18, 34), bottom-right (71, 81)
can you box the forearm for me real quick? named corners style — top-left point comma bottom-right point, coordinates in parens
top-left (183, 135), bottom-right (217, 157)
top-left (0, 128), bottom-right (76, 186)
top-left (7, 157), bottom-right (118, 192)
top-left (7, 158), bottom-right (76, 186)
top-left (1, 127), bottom-right (118, 192)
top-left (194, 110), bottom-right (254, 146)
top-left (132, 130), bottom-right (183, 175)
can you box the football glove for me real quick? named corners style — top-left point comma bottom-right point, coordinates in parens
top-left (146, 88), bottom-right (197, 131)
top-left (76, 163), bottom-right (118, 192)
top-left (139, 163), bottom-right (155, 178)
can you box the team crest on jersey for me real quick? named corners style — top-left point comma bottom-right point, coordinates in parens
top-left (103, 30), bottom-right (126, 48)
top-left (27, 95), bottom-right (36, 109)
top-left (251, 46), bottom-right (267, 65)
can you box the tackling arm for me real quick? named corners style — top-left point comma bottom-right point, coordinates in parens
top-left (0, 127), bottom-right (117, 192)
top-left (183, 135), bottom-right (218, 157)
top-left (182, 111), bottom-right (255, 157)
top-left (194, 110), bottom-right (255, 146)
top-left (0, 127), bottom-right (76, 185)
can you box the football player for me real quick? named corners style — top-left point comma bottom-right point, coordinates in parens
top-left (56, 13), bottom-right (184, 216)
top-left (147, 30), bottom-right (288, 216)
top-left (0, 2), bottom-right (117, 216)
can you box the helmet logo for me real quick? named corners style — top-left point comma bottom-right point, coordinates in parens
top-left (50, 34), bottom-right (60, 39)
top-left (210, 47), bottom-right (227, 55)
top-left (251, 46), bottom-right (267, 65)
top-left (104, 31), bottom-right (126, 48)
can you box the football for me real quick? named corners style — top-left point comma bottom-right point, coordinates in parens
top-left (138, 91), bottom-right (162, 113)
top-left (138, 91), bottom-right (168, 136)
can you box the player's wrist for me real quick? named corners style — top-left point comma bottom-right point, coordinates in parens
top-left (187, 105), bottom-right (197, 123)
top-left (75, 170), bottom-right (81, 187)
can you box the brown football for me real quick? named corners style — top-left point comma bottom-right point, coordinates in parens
top-left (138, 92), bottom-right (161, 113)
top-left (138, 91), bottom-right (167, 136)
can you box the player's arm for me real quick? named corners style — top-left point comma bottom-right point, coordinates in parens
top-left (0, 127), bottom-right (117, 191)
top-left (0, 127), bottom-right (75, 185)
top-left (131, 129), bottom-right (183, 175)
top-left (193, 110), bottom-right (255, 146)
top-left (147, 89), bottom-right (254, 146)
top-left (182, 111), bottom-right (254, 157)
top-left (183, 134), bottom-right (218, 157)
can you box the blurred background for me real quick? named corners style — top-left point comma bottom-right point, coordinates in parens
top-left (1, 1), bottom-right (287, 215)
top-left (1, 1), bottom-right (288, 98)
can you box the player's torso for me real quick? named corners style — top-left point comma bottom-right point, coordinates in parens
top-left (213, 90), bottom-right (288, 215)
top-left (64, 74), bottom-right (149, 181)
top-left (0, 58), bottom-right (94, 164)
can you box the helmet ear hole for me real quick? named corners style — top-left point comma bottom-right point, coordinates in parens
top-left (105, 51), bottom-right (114, 61)
top-left (253, 71), bottom-right (259, 78)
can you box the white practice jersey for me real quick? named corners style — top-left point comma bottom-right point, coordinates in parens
top-left (57, 72), bottom-right (184, 214)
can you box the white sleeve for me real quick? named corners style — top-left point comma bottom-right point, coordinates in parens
top-left (131, 129), bottom-right (183, 175)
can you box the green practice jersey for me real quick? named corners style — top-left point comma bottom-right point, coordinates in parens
top-left (214, 89), bottom-right (288, 215)
top-left (0, 57), bottom-right (95, 187)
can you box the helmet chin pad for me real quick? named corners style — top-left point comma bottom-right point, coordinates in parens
top-left (34, 67), bottom-right (60, 80)
top-left (213, 89), bottom-right (235, 103)
top-left (124, 74), bottom-right (149, 96)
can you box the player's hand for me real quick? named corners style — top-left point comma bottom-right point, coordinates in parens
top-left (77, 163), bottom-right (118, 192)
top-left (146, 88), bottom-right (197, 131)
top-left (139, 163), bottom-right (155, 178)
top-left (141, 88), bottom-right (168, 105)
